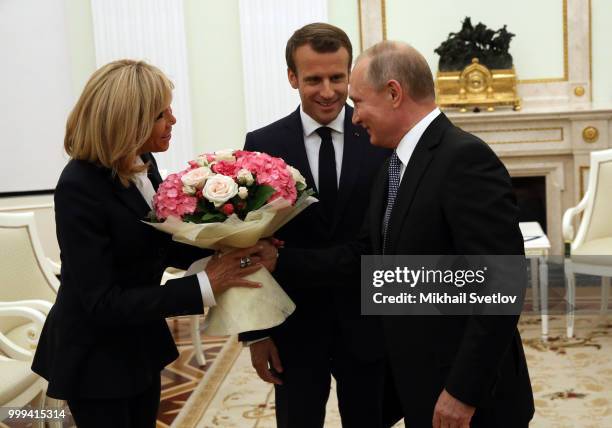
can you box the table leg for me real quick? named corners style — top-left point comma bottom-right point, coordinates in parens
top-left (530, 257), bottom-right (539, 312)
top-left (601, 276), bottom-right (610, 315)
top-left (539, 256), bottom-right (548, 342)
top-left (190, 314), bottom-right (207, 366)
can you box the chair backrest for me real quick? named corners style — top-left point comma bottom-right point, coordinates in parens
top-left (573, 148), bottom-right (612, 250)
top-left (0, 199), bottom-right (58, 262)
top-left (0, 212), bottom-right (58, 333)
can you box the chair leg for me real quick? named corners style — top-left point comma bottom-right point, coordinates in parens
top-left (30, 389), bottom-right (45, 428)
top-left (565, 260), bottom-right (576, 338)
top-left (602, 276), bottom-right (611, 315)
top-left (44, 397), bottom-right (66, 428)
top-left (190, 315), bottom-right (206, 366)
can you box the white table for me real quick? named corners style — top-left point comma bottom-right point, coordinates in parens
top-left (520, 222), bottom-right (551, 341)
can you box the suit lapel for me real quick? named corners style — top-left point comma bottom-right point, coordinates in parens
top-left (331, 106), bottom-right (366, 232)
top-left (113, 177), bottom-right (152, 219)
top-left (142, 153), bottom-right (163, 190)
top-left (111, 154), bottom-right (159, 219)
top-left (281, 107), bottom-right (317, 194)
top-left (370, 158), bottom-right (389, 253)
top-left (280, 107), bottom-right (332, 226)
top-left (385, 113), bottom-right (452, 253)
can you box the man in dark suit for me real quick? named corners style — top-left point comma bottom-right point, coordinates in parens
top-left (349, 41), bottom-right (534, 427)
top-left (238, 23), bottom-right (390, 428)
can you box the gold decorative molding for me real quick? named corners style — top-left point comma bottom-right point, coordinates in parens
top-left (589, 0), bottom-right (593, 101)
top-left (357, 0), bottom-right (364, 52)
top-left (381, 0), bottom-right (387, 40)
top-left (436, 59), bottom-right (521, 112)
top-left (574, 86), bottom-right (585, 97)
top-left (466, 127), bottom-right (564, 145)
top-left (357, 0), bottom-right (386, 51)
top-left (582, 126), bottom-right (599, 143)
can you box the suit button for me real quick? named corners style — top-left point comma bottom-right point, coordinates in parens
top-left (158, 248), bottom-right (166, 257)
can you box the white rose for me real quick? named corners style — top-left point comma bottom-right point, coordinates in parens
top-left (203, 175), bottom-right (239, 207)
top-left (289, 166), bottom-right (307, 191)
top-left (238, 186), bottom-right (249, 199)
top-left (182, 185), bottom-right (196, 195)
top-left (181, 167), bottom-right (212, 189)
top-left (236, 168), bottom-right (254, 186)
top-left (214, 149), bottom-right (236, 162)
top-left (195, 155), bottom-right (209, 167)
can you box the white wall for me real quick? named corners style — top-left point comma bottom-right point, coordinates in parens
top-left (0, 0), bottom-right (74, 192)
top-left (184, 0), bottom-right (247, 155)
top-left (592, 0), bottom-right (612, 106)
top-left (64, 0), bottom-right (96, 97)
top-left (57, 0), bottom-right (363, 156)
top-left (385, 0), bottom-right (564, 81)
top-left (3, 0), bottom-right (610, 186)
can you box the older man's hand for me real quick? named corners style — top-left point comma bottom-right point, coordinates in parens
top-left (249, 338), bottom-right (283, 385)
top-left (432, 389), bottom-right (475, 428)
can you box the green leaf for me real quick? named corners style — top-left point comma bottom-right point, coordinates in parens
top-left (200, 212), bottom-right (227, 223)
top-left (183, 214), bottom-right (202, 223)
top-left (247, 185), bottom-right (276, 211)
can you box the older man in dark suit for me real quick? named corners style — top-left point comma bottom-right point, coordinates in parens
top-left (238, 23), bottom-right (390, 428)
top-left (349, 41), bottom-right (534, 428)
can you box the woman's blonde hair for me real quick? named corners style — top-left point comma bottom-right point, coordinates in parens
top-left (64, 59), bottom-right (174, 186)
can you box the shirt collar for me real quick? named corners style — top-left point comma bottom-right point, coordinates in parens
top-left (132, 156), bottom-right (148, 179)
top-left (395, 107), bottom-right (441, 166)
top-left (300, 105), bottom-right (345, 137)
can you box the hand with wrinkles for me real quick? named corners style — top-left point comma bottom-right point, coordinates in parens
top-left (249, 338), bottom-right (283, 385)
top-left (205, 246), bottom-right (264, 295)
top-left (432, 389), bottom-right (475, 428)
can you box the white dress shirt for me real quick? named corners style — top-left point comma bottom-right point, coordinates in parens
top-left (300, 106), bottom-right (345, 189)
top-left (132, 157), bottom-right (216, 307)
top-left (395, 107), bottom-right (441, 181)
top-left (245, 107), bottom-right (347, 347)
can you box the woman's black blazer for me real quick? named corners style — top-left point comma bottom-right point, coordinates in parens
top-left (32, 154), bottom-right (206, 399)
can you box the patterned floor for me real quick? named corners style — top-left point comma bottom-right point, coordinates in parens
top-left (3, 294), bottom-right (611, 427)
top-left (197, 314), bottom-right (612, 428)
top-left (0, 316), bottom-right (234, 428)
top-left (159, 317), bottom-right (234, 427)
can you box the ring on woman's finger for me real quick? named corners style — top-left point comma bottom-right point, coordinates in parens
top-left (239, 256), bottom-right (252, 269)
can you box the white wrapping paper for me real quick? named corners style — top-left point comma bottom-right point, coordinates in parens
top-left (147, 193), bottom-right (317, 335)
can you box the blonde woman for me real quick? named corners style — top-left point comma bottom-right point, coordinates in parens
top-left (32, 60), bottom-right (268, 427)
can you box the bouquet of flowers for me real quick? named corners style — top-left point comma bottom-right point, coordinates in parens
top-left (147, 149), bottom-right (317, 335)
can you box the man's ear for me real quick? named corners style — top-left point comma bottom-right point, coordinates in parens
top-left (288, 68), bottom-right (299, 89)
top-left (388, 80), bottom-right (403, 108)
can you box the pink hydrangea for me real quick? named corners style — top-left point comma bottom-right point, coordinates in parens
top-left (152, 151), bottom-right (302, 223)
top-left (235, 152), bottom-right (297, 204)
top-left (152, 171), bottom-right (197, 219)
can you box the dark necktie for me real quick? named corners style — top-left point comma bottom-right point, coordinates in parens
top-left (316, 126), bottom-right (337, 212)
top-left (382, 151), bottom-right (401, 252)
